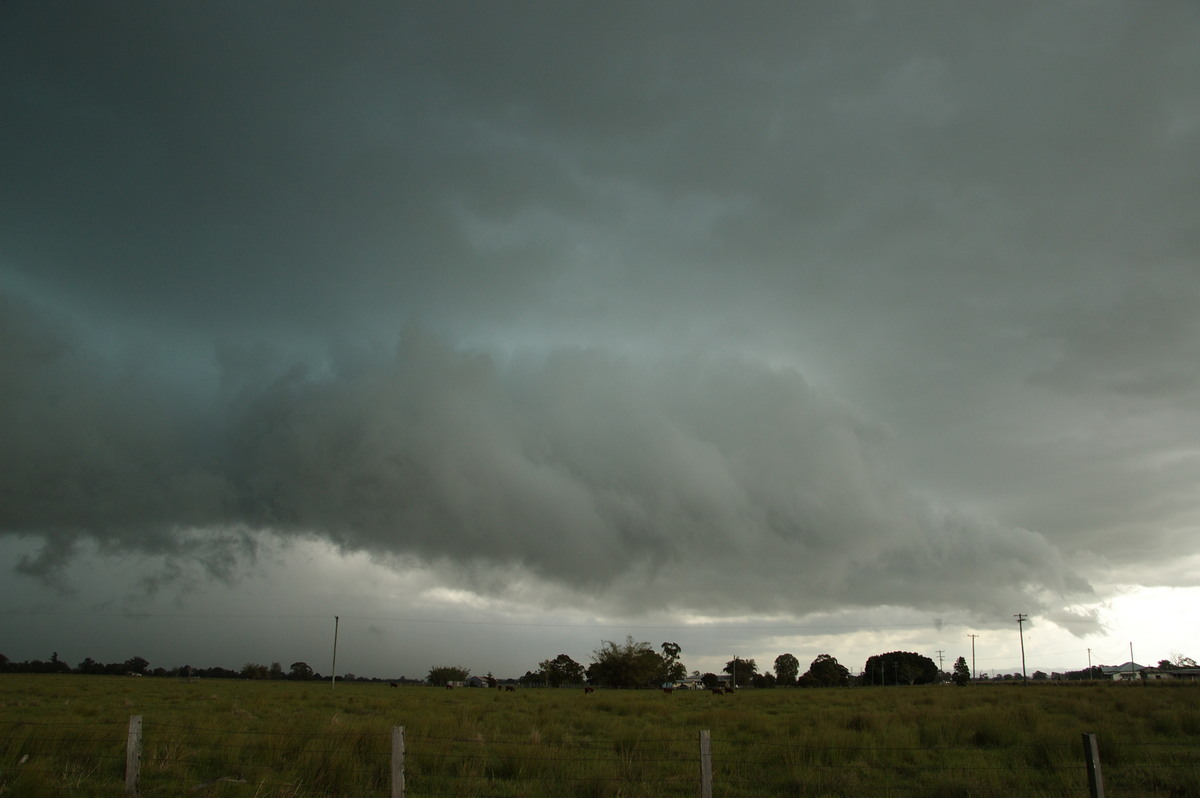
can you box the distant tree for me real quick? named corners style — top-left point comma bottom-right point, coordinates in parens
top-left (774, 653), bottom-right (800, 686)
top-left (801, 654), bottom-right (851, 687)
top-left (242, 662), bottom-right (270, 679)
top-left (77, 657), bottom-right (103, 675)
top-left (124, 656), bottom-right (149, 675)
top-left (587, 636), bottom-right (667, 688)
top-left (288, 661), bottom-right (314, 680)
top-left (537, 654), bottom-right (586, 687)
top-left (700, 673), bottom-right (720, 690)
top-left (1032, 670), bottom-right (1049, 681)
top-left (752, 671), bottom-right (777, 688)
top-left (952, 656), bottom-right (971, 686)
top-left (427, 665), bottom-right (470, 686)
top-left (660, 642), bottom-right (687, 684)
top-left (863, 652), bottom-right (939, 685)
top-left (1171, 654), bottom-right (1197, 667)
top-left (723, 658), bottom-right (758, 687)
top-left (269, 662), bottom-right (285, 680)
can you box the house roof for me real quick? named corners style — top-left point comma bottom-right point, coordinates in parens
top-left (1099, 662), bottom-right (1144, 674)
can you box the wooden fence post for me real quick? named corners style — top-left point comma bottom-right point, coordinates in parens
top-left (1082, 732), bottom-right (1104, 798)
top-left (125, 715), bottom-right (142, 796)
top-left (392, 726), bottom-right (405, 798)
top-left (699, 729), bottom-right (712, 798)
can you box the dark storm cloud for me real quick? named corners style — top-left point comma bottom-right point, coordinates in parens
top-left (7, 1), bottom-right (1193, 342)
top-left (2, 1), bottom-right (1198, 634)
top-left (0, 293), bottom-right (1086, 616)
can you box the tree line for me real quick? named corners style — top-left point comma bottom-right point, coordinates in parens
top-left (14, 643), bottom-right (1184, 686)
top-left (0, 652), bottom-right (332, 681)
top-left (425, 637), bottom-right (947, 690)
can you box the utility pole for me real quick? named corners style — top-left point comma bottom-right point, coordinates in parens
top-left (969, 634), bottom-right (979, 680)
top-left (1014, 614), bottom-right (1028, 682)
top-left (1087, 648), bottom-right (1092, 680)
top-left (331, 615), bottom-right (340, 690)
top-left (936, 650), bottom-right (945, 673)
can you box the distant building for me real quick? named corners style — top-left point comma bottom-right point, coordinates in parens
top-left (1097, 663), bottom-right (1200, 682)
top-left (1100, 662), bottom-right (1144, 681)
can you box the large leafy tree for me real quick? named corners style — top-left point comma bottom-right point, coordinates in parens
top-left (537, 654), bottom-right (586, 687)
top-left (288, 661), bottom-right (314, 680)
top-left (427, 665), bottom-right (470, 685)
top-left (774, 653), bottom-right (800, 686)
top-left (242, 662), bottom-right (270, 680)
top-left (660, 642), bottom-right (687, 684)
top-left (586, 636), bottom-right (670, 688)
top-left (801, 654), bottom-right (851, 687)
top-left (952, 656), bottom-right (971, 686)
top-left (862, 651), bottom-right (939, 686)
top-left (77, 657), bottom-right (103, 675)
top-left (723, 657), bottom-right (758, 687)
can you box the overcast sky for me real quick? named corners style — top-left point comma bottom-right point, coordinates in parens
top-left (2, 1), bottom-right (1198, 681)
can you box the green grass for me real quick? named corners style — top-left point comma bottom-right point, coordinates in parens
top-left (1, 676), bottom-right (1198, 796)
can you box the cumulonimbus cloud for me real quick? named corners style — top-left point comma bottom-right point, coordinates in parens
top-left (1, 294), bottom-right (1089, 619)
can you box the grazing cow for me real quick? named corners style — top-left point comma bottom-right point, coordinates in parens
top-left (711, 688), bottom-right (724, 696)
top-left (724, 687), bottom-right (735, 694)
top-left (662, 687), bottom-right (674, 694)
top-left (445, 683), bottom-right (454, 690)
top-left (583, 686), bottom-right (595, 694)
top-left (504, 685), bottom-right (516, 692)
top-left (389, 682), bottom-right (398, 688)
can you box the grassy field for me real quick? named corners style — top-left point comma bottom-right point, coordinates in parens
top-left (1, 675), bottom-right (1198, 797)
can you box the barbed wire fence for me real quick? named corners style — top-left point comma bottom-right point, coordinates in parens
top-left (2, 716), bottom-right (1197, 796)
